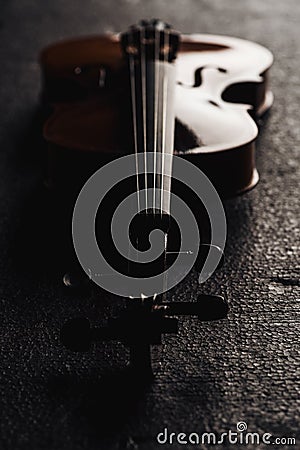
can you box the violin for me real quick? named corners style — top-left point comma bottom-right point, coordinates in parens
top-left (43, 19), bottom-right (274, 374)
top-left (40, 21), bottom-right (273, 200)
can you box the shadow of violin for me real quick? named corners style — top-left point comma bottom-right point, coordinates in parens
top-left (47, 368), bottom-right (152, 441)
top-left (11, 103), bottom-right (79, 282)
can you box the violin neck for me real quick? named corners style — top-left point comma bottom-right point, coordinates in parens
top-left (121, 20), bottom-right (180, 215)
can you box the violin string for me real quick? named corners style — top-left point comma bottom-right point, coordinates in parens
top-left (160, 29), bottom-right (170, 216)
top-left (141, 26), bottom-right (148, 213)
top-left (161, 28), bottom-right (171, 300)
top-left (153, 25), bottom-right (160, 212)
top-left (129, 32), bottom-right (140, 212)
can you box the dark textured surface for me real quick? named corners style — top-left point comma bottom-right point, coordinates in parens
top-left (0, 1), bottom-right (299, 449)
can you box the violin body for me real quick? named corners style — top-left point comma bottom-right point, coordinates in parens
top-left (41, 33), bottom-right (273, 198)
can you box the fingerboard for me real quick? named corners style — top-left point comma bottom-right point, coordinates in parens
top-left (121, 19), bottom-right (180, 215)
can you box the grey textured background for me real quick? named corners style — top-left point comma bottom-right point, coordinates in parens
top-left (0, 1), bottom-right (299, 449)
